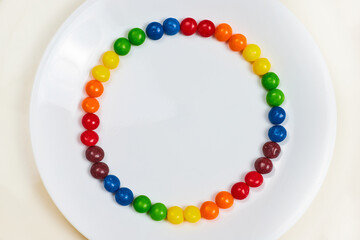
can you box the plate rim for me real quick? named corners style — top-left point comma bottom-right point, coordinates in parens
top-left (29, 0), bottom-right (100, 238)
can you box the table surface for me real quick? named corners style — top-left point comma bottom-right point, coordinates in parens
top-left (0, 0), bottom-right (359, 239)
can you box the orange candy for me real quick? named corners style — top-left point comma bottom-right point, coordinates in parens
top-left (200, 201), bottom-right (219, 220)
top-left (82, 97), bottom-right (100, 113)
top-left (214, 23), bottom-right (232, 42)
top-left (228, 34), bottom-right (247, 51)
top-left (86, 80), bottom-right (104, 98)
top-left (215, 191), bottom-right (234, 209)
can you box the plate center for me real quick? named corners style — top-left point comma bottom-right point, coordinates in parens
top-left (100, 35), bottom-right (267, 204)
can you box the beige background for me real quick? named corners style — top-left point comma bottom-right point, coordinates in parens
top-left (0, 0), bottom-right (359, 239)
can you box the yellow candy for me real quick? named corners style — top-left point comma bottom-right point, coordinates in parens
top-left (242, 44), bottom-right (261, 62)
top-left (184, 206), bottom-right (201, 223)
top-left (253, 58), bottom-right (271, 76)
top-left (92, 65), bottom-right (110, 82)
top-left (167, 206), bottom-right (184, 224)
top-left (102, 51), bottom-right (120, 69)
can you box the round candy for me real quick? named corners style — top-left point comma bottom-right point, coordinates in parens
top-left (128, 28), bottom-right (146, 46)
top-left (163, 18), bottom-right (180, 35)
top-left (268, 125), bottom-right (287, 142)
top-left (80, 130), bottom-right (99, 146)
top-left (86, 145), bottom-right (104, 162)
top-left (183, 206), bottom-right (201, 223)
top-left (149, 203), bottom-right (167, 221)
top-left (82, 113), bottom-right (100, 130)
top-left (133, 195), bottom-right (152, 213)
top-left (266, 89), bottom-right (285, 107)
top-left (253, 58), bottom-right (271, 76)
top-left (214, 23), bottom-right (232, 42)
top-left (245, 171), bottom-right (263, 188)
top-left (215, 191), bottom-right (234, 209)
top-left (180, 18), bottom-right (197, 36)
top-left (268, 107), bottom-right (286, 124)
top-left (228, 34), bottom-right (247, 51)
top-left (102, 51), bottom-right (119, 69)
top-left (231, 182), bottom-right (249, 200)
top-left (242, 44), bottom-right (261, 62)
top-left (146, 22), bottom-right (164, 40)
top-left (91, 65), bottom-right (110, 82)
top-left (82, 97), bottom-right (99, 113)
top-left (197, 20), bottom-right (215, 37)
top-left (167, 206), bottom-right (184, 224)
top-left (262, 72), bottom-right (280, 90)
top-left (200, 201), bottom-right (219, 220)
top-left (90, 162), bottom-right (109, 179)
top-left (262, 141), bottom-right (281, 159)
top-left (104, 175), bottom-right (120, 192)
top-left (85, 80), bottom-right (104, 98)
top-left (114, 38), bottom-right (131, 56)
top-left (254, 157), bottom-right (273, 174)
top-left (115, 187), bottom-right (134, 206)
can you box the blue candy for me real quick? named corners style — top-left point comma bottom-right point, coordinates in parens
top-left (115, 187), bottom-right (134, 206)
top-left (104, 175), bottom-right (120, 193)
top-left (163, 18), bottom-right (180, 35)
top-left (268, 107), bottom-right (286, 124)
top-left (268, 125), bottom-right (287, 142)
top-left (146, 22), bottom-right (164, 40)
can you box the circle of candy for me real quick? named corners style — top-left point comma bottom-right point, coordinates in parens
top-left (80, 17), bottom-right (287, 224)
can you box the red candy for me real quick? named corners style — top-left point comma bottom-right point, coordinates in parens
top-left (90, 162), bottom-right (109, 179)
top-left (86, 146), bottom-right (104, 162)
top-left (254, 157), bottom-right (273, 174)
top-left (180, 18), bottom-right (197, 36)
top-left (231, 182), bottom-right (249, 200)
top-left (197, 20), bottom-right (215, 37)
top-left (263, 141), bottom-right (281, 159)
top-left (245, 171), bottom-right (263, 188)
top-left (82, 113), bottom-right (100, 130)
top-left (80, 130), bottom-right (99, 146)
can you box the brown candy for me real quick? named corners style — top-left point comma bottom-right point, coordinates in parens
top-left (86, 146), bottom-right (104, 162)
top-left (262, 141), bottom-right (281, 159)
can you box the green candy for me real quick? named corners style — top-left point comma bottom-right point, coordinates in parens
top-left (128, 28), bottom-right (146, 46)
top-left (114, 37), bottom-right (131, 56)
top-left (149, 203), bottom-right (167, 221)
top-left (261, 72), bottom-right (280, 91)
top-left (133, 195), bottom-right (151, 213)
top-left (266, 89), bottom-right (285, 107)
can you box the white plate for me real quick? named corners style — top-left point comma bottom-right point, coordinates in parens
top-left (30, 0), bottom-right (336, 239)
